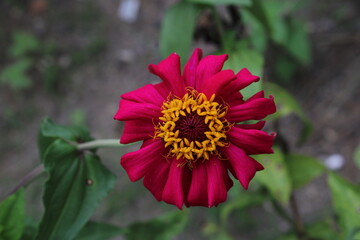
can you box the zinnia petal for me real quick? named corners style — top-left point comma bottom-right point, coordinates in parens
top-left (120, 120), bottom-right (155, 144)
top-left (222, 144), bottom-right (264, 189)
top-left (206, 157), bottom-right (233, 207)
top-left (114, 99), bottom-right (161, 121)
top-left (195, 54), bottom-right (228, 89)
top-left (226, 94), bottom-right (276, 122)
top-left (148, 53), bottom-right (186, 96)
top-left (162, 159), bottom-right (187, 209)
top-left (121, 84), bottom-right (165, 107)
top-left (183, 48), bottom-right (202, 88)
top-left (221, 68), bottom-right (260, 95)
top-left (199, 70), bottom-right (236, 98)
top-left (120, 140), bottom-right (166, 182)
top-left (228, 127), bottom-right (275, 155)
top-left (143, 160), bottom-right (171, 201)
top-left (187, 162), bottom-right (208, 207)
top-left (187, 157), bottom-right (233, 207)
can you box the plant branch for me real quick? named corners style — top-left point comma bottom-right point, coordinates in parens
top-left (290, 193), bottom-right (306, 240)
top-left (270, 198), bottom-right (293, 224)
top-left (2, 164), bottom-right (44, 201)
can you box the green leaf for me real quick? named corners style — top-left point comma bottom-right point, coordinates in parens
top-left (241, 9), bottom-right (267, 53)
top-left (307, 219), bottom-right (340, 240)
top-left (35, 140), bottom-right (116, 240)
top-left (328, 172), bottom-right (360, 239)
top-left (0, 59), bottom-right (33, 90)
top-left (277, 234), bottom-right (297, 240)
top-left (264, 82), bottom-right (312, 144)
top-left (160, 2), bottom-right (202, 60)
top-left (285, 19), bottom-right (311, 66)
top-left (186, 0), bottom-right (251, 6)
top-left (286, 154), bottom-right (325, 189)
top-left (220, 191), bottom-right (266, 225)
top-left (43, 64), bottom-right (62, 92)
top-left (125, 211), bottom-right (188, 240)
top-left (245, 0), bottom-right (311, 66)
top-left (273, 53), bottom-right (299, 84)
top-left (354, 145), bottom-right (360, 169)
top-left (245, 0), bottom-right (285, 39)
top-left (202, 222), bottom-right (234, 240)
top-left (37, 118), bottom-right (93, 161)
top-left (254, 147), bottom-right (292, 204)
top-left (75, 221), bottom-right (124, 240)
top-left (0, 189), bottom-right (25, 240)
top-left (9, 31), bottom-right (41, 58)
top-left (21, 218), bottom-right (39, 240)
top-left (222, 40), bottom-right (264, 100)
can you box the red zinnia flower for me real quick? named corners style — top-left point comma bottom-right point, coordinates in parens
top-left (114, 48), bottom-right (276, 208)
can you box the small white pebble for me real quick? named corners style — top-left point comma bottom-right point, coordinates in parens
top-left (324, 154), bottom-right (345, 170)
top-left (117, 0), bottom-right (140, 23)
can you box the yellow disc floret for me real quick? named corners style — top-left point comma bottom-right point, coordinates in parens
top-left (155, 90), bottom-right (231, 166)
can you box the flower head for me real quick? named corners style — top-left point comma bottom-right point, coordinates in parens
top-left (114, 48), bottom-right (276, 208)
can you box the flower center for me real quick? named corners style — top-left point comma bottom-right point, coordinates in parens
top-left (155, 91), bottom-right (231, 166)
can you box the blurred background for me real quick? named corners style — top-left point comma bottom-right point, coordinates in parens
top-left (0, 0), bottom-right (359, 239)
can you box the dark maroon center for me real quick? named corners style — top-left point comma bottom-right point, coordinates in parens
top-left (175, 113), bottom-right (209, 141)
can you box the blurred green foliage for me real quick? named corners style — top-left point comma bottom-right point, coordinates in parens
top-left (0, 58), bottom-right (33, 90)
top-left (286, 154), bottom-right (325, 189)
top-left (255, 147), bottom-right (292, 204)
top-left (264, 82), bottom-right (313, 144)
top-left (160, 2), bottom-right (202, 60)
top-left (0, 189), bottom-right (25, 240)
top-left (328, 173), bottom-right (360, 239)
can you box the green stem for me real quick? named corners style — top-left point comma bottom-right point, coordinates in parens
top-left (76, 139), bottom-right (128, 151)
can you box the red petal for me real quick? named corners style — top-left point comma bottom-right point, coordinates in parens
top-left (222, 144), bottom-right (263, 189)
top-left (236, 68), bottom-right (260, 90)
top-left (206, 157), bottom-right (233, 207)
top-left (148, 53), bottom-right (186, 97)
top-left (143, 160), bottom-right (171, 201)
top-left (228, 127), bottom-right (275, 155)
top-left (224, 91), bottom-right (245, 107)
top-left (199, 70), bottom-right (236, 98)
top-left (187, 157), bottom-right (233, 207)
top-left (218, 68), bottom-right (259, 99)
top-left (121, 84), bottom-right (165, 107)
top-left (162, 159), bottom-right (186, 209)
top-left (114, 99), bottom-right (161, 121)
top-left (183, 48), bottom-right (202, 88)
top-left (187, 161), bottom-right (208, 207)
top-left (226, 95), bottom-right (276, 122)
top-left (153, 82), bottom-right (172, 99)
top-left (120, 120), bottom-right (155, 144)
top-left (121, 140), bottom-right (166, 182)
top-left (195, 54), bottom-right (228, 90)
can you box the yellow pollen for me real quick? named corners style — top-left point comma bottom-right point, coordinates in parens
top-left (155, 90), bottom-right (232, 167)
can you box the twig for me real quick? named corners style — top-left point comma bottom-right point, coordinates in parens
top-left (2, 164), bottom-right (44, 201)
top-left (290, 193), bottom-right (306, 240)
